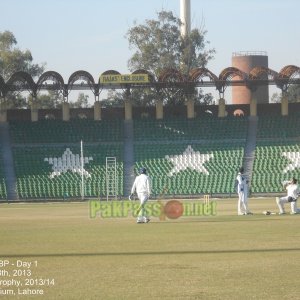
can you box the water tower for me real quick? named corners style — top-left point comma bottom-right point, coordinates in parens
top-left (232, 51), bottom-right (269, 104)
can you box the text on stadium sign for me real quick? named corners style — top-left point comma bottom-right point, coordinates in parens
top-left (99, 74), bottom-right (149, 84)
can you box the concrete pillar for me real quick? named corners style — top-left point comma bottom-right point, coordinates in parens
top-left (94, 101), bottom-right (101, 121)
top-left (250, 98), bottom-right (257, 117)
top-left (186, 99), bottom-right (195, 119)
top-left (124, 99), bottom-right (132, 121)
top-left (31, 102), bottom-right (39, 122)
top-left (62, 102), bottom-right (70, 121)
top-left (218, 98), bottom-right (226, 118)
top-left (0, 100), bottom-right (7, 123)
top-left (156, 100), bottom-right (163, 119)
top-left (281, 96), bottom-right (288, 116)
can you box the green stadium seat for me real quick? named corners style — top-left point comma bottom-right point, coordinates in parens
top-left (133, 136), bottom-right (245, 196)
top-left (251, 114), bottom-right (300, 193)
top-left (0, 148), bottom-right (7, 199)
top-left (11, 133), bottom-right (124, 199)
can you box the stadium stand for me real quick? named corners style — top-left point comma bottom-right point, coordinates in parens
top-left (9, 120), bottom-right (124, 199)
top-left (251, 141), bottom-right (300, 193)
top-left (9, 119), bottom-right (123, 143)
top-left (256, 114), bottom-right (300, 139)
top-left (134, 116), bottom-right (247, 141)
top-left (13, 145), bottom-right (123, 199)
top-left (251, 114), bottom-right (300, 194)
top-left (134, 142), bottom-right (244, 195)
top-left (5, 111), bottom-right (300, 199)
top-left (133, 117), bottom-right (247, 196)
top-left (0, 149), bottom-right (7, 199)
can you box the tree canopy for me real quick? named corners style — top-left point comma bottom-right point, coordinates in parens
top-left (125, 10), bottom-right (215, 106)
top-left (127, 10), bottom-right (215, 77)
top-left (0, 30), bottom-right (45, 108)
top-left (69, 93), bottom-right (91, 108)
top-left (271, 85), bottom-right (300, 103)
top-left (0, 31), bottom-right (44, 82)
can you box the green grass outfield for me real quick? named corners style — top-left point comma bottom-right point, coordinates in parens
top-left (0, 198), bottom-right (300, 300)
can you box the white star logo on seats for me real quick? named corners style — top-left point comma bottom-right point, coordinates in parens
top-left (282, 151), bottom-right (300, 173)
top-left (165, 145), bottom-right (213, 176)
top-left (44, 148), bottom-right (93, 178)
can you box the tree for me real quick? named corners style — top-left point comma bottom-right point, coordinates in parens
top-left (7, 94), bottom-right (27, 109)
top-left (124, 10), bottom-right (215, 106)
top-left (270, 85), bottom-right (300, 103)
top-left (285, 84), bottom-right (300, 102)
top-left (28, 90), bottom-right (63, 109)
top-left (127, 11), bottom-right (215, 76)
top-left (0, 30), bottom-right (45, 108)
top-left (270, 92), bottom-right (281, 103)
top-left (101, 90), bottom-right (125, 107)
top-left (69, 93), bottom-right (90, 108)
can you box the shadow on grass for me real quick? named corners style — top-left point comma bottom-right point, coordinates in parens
top-left (3, 247), bottom-right (300, 258)
top-left (149, 217), bottom-right (285, 224)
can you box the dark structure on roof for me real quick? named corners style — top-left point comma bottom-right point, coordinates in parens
top-left (0, 66), bottom-right (299, 103)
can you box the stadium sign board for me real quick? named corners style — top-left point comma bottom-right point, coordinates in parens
top-left (99, 74), bottom-right (149, 84)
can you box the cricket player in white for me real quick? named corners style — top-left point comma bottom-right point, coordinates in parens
top-left (276, 178), bottom-right (300, 214)
top-left (236, 167), bottom-right (251, 215)
top-left (130, 167), bottom-right (151, 223)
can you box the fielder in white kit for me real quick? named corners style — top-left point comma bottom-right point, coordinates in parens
top-left (130, 167), bottom-right (151, 223)
top-left (236, 167), bottom-right (252, 215)
top-left (276, 178), bottom-right (300, 214)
